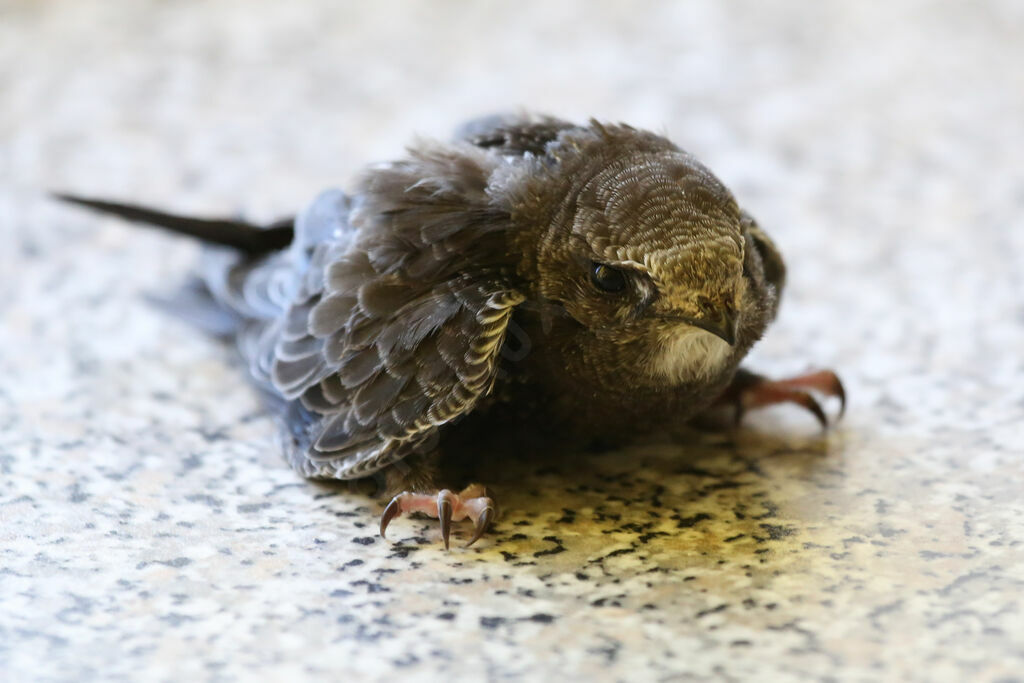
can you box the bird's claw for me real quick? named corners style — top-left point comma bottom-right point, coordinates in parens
top-left (724, 369), bottom-right (846, 428)
top-left (437, 489), bottom-right (455, 548)
top-left (379, 484), bottom-right (497, 549)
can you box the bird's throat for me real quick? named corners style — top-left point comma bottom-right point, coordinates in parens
top-left (649, 327), bottom-right (734, 385)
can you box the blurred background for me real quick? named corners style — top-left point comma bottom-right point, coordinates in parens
top-left (5, 1), bottom-right (1021, 215)
top-left (4, 1), bottom-right (1022, 365)
top-left (2, 1), bottom-right (1023, 681)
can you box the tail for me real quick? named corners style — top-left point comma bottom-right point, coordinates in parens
top-left (52, 193), bottom-right (294, 255)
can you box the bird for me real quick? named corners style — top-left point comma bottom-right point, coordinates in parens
top-left (56, 114), bottom-right (844, 549)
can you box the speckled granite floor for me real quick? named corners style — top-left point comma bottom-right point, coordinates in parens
top-left (3, 2), bottom-right (1024, 681)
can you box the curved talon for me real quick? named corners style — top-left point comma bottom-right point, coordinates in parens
top-left (788, 390), bottom-right (827, 429)
top-left (745, 387), bottom-right (827, 429)
top-left (822, 371), bottom-right (846, 417)
top-left (437, 489), bottom-right (455, 550)
top-left (379, 493), bottom-right (405, 540)
top-left (377, 484), bottom-right (498, 548)
top-left (466, 504), bottom-right (494, 548)
top-left (722, 368), bottom-right (845, 429)
top-left (775, 370), bottom-right (846, 419)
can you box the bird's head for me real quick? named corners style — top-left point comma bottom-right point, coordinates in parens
top-left (502, 122), bottom-right (775, 387)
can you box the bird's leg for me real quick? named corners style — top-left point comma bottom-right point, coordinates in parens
top-left (379, 484), bottom-right (497, 549)
top-left (711, 368), bottom-right (846, 428)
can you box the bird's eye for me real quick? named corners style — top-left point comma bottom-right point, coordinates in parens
top-left (590, 262), bottom-right (627, 293)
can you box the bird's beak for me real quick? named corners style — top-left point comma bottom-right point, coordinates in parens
top-left (682, 308), bottom-right (738, 346)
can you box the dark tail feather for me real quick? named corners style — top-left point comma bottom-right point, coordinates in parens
top-left (52, 193), bottom-right (294, 255)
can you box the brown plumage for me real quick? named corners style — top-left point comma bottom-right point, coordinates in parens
top-left (57, 114), bottom-right (844, 548)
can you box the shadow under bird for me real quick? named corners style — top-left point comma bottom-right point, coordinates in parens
top-left (56, 114), bottom-right (845, 548)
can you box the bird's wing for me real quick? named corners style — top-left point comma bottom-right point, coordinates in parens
top-left (249, 145), bottom-right (524, 480)
top-left (272, 262), bottom-right (524, 479)
top-left (740, 210), bottom-right (786, 296)
top-left (455, 113), bottom-right (579, 157)
top-left (739, 210), bottom-right (786, 323)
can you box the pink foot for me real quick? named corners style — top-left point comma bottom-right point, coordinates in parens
top-left (720, 369), bottom-right (846, 428)
top-left (379, 484), bottom-right (497, 549)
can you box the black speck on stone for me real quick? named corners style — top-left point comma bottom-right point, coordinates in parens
top-left (878, 524), bottom-right (906, 538)
top-left (351, 579), bottom-right (389, 594)
top-left (352, 536), bottom-right (376, 545)
top-left (676, 512), bottom-right (712, 528)
top-left (162, 557), bottom-right (192, 568)
top-left (758, 523), bottom-right (797, 540)
top-left (534, 536), bottom-right (567, 557)
top-left (437, 612), bottom-right (456, 621)
top-left (180, 453), bottom-right (202, 471)
top-left (159, 612), bottom-right (197, 627)
top-left (186, 494), bottom-right (223, 508)
top-left (237, 502), bottom-right (271, 514)
top-left (696, 603), bottom-right (728, 618)
top-left (919, 550), bottom-right (952, 560)
top-left (197, 428), bottom-right (228, 443)
top-left (68, 483), bottom-right (88, 504)
top-left (752, 501), bottom-right (779, 520)
top-left (527, 613), bottom-right (555, 624)
top-left (480, 616), bottom-right (506, 629)
top-left (392, 654), bottom-right (420, 668)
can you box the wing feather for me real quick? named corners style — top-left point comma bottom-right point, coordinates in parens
top-left (292, 276), bottom-right (522, 477)
top-left (223, 145), bottom-right (523, 480)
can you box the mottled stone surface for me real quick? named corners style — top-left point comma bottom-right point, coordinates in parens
top-left (2, 1), bottom-right (1023, 681)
